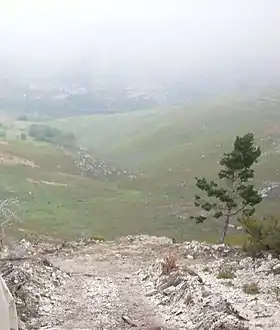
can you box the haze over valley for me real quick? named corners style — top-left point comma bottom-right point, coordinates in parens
top-left (0, 0), bottom-right (279, 242)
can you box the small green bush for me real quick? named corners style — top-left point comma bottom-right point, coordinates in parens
top-left (241, 216), bottom-right (280, 257)
top-left (217, 269), bottom-right (236, 279)
top-left (243, 282), bottom-right (260, 295)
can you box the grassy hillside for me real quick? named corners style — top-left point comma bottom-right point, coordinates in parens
top-left (0, 141), bottom-right (214, 242)
top-left (1, 92), bottom-right (279, 243)
top-left (0, 141), bottom-right (157, 240)
top-left (52, 92), bottom-right (280, 189)
top-left (52, 93), bottom-right (280, 170)
top-left (49, 92), bottom-right (280, 240)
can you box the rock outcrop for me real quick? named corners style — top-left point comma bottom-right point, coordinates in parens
top-left (139, 241), bottom-right (280, 329)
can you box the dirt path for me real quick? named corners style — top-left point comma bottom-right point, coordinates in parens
top-left (10, 237), bottom-right (280, 329)
top-left (43, 241), bottom-right (177, 330)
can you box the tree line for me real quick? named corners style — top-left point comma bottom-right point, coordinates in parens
top-left (28, 124), bottom-right (76, 148)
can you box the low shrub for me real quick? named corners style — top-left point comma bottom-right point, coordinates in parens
top-left (161, 254), bottom-right (178, 275)
top-left (217, 269), bottom-right (235, 280)
top-left (241, 216), bottom-right (280, 257)
top-left (243, 282), bottom-right (260, 295)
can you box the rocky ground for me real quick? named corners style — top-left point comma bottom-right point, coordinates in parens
top-left (1, 235), bottom-right (280, 329)
top-left (74, 150), bottom-right (136, 180)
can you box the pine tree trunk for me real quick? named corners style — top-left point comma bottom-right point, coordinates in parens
top-left (219, 215), bottom-right (230, 244)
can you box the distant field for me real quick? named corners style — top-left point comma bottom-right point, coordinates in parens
top-left (51, 92), bottom-right (280, 196)
top-left (51, 93), bottom-right (280, 170)
top-left (0, 92), bottom-right (279, 243)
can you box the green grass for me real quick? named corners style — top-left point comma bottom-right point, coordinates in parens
top-left (0, 142), bottom-right (201, 241)
top-left (51, 93), bottom-right (280, 172)
top-left (51, 92), bottom-right (280, 213)
top-left (1, 91), bottom-right (280, 242)
top-left (0, 142), bottom-right (143, 239)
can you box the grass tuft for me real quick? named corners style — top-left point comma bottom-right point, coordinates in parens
top-left (243, 282), bottom-right (260, 295)
top-left (161, 254), bottom-right (179, 275)
top-left (217, 269), bottom-right (236, 280)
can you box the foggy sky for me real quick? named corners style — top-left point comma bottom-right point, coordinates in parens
top-left (1, 0), bottom-right (280, 78)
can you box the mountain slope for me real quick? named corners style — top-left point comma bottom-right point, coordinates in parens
top-left (7, 92), bottom-right (280, 242)
top-left (51, 92), bottom-right (280, 225)
top-left (52, 92), bottom-right (280, 171)
top-left (51, 92), bottom-right (280, 198)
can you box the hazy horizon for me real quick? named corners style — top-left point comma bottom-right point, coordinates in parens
top-left (1, 0), bottom-right (279, 80)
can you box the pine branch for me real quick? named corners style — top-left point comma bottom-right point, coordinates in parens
top-left (229, 204), bottom-right (247, 217)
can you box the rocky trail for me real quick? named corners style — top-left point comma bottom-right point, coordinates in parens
top-left (45, 239), bottom-right (173, 329)
top-left (1, 235), bottom-right (280, 330)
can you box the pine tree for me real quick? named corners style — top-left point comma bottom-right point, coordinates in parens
top-left (192, 133), bottom-right (262, 244)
